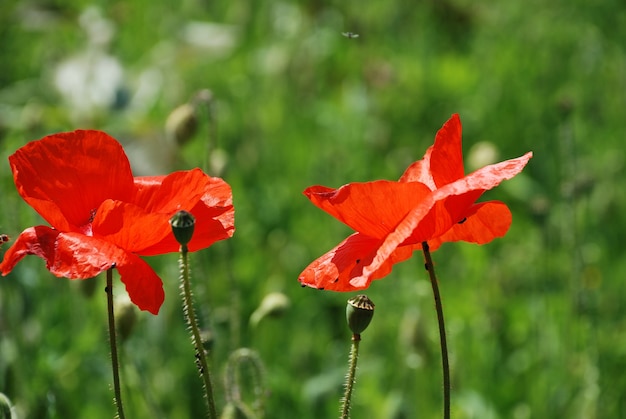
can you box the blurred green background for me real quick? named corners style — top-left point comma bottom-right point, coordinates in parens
top-left (1, 0), bottom-right (625, 417)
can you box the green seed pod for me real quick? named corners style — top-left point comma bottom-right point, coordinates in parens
top-left (169, 210), bottom-right (196, 246)
top-left (346, 295), bottom-right (375, 335)
top-left (0, 392), bottom-right (12, 419)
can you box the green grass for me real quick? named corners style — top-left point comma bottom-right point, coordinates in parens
top-left (1, 0), bottom-right (625, 417)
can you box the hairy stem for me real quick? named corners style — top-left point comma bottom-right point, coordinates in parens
top-left (106, 267), bottom-right (126, 419)
top-left (422, 241), bottom-right (450, 419)
top-left (179, 244), bottom-right (217, 418)
top-left (340, 334), bottom-right (361, 419)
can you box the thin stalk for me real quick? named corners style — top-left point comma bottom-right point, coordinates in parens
top-left (179, 244), bottom-right (218, 418)
top-left (422, 241), bottom-right (450, 419)
top-left (106, 267), bottom-right (126, 419)
top-left (340, 334), bottom-right (361, 419)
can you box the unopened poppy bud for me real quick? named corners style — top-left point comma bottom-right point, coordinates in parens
top-left (170, 210), bottom-right (195, 245)
top-left (346, 295), bottom-right (375, 335)
top-left (165, 103), bottom-right (198, 145)
top-left (0, 392), bottom-right (12, 419)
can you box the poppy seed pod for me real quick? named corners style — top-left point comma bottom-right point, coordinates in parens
top-left (346, 295), bottom-right (375, 335)
top-left (170, 210), bottom-right (196, 245)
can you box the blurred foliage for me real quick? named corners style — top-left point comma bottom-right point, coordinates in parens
top-left (1, 0), bottom-right (625, 417)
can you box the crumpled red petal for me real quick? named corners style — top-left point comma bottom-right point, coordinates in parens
top-left (399, 114), bottom-right (464, 188)
top-left (132, 168), bottom-right (209, 214)
top-left (428, 113), bottom-right (464, 188)
top-left (298, 232), bottom-right (420, 291)
top-left (8, 131), bottom-right (135, 233)
top-left (133, 172), bottom-right (235, 255)
top-left (0, 225), bottom-right (164, 314)
top-left (426, 201), bottom-right (512, 251)
top-left (304, 181), bottom-right (432, 240)
top-left (115, 254), bottom-right (165, 315)
top-left (0, 226), bottom-right (114, 277)
top-left (91, 199), bottom-right (172, 253)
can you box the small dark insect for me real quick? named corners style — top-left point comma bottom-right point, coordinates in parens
top-left (458, 217), bottom-right (467, 224)
top-left (355, 259), bottom-right (361, 264)
top-left (342, 32), bottom-right (359, 39)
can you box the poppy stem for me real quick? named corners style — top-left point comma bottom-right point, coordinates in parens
top-left (178, 244), bottom-right (218, 419)
top-left (106, 267), bottom-right (126, 419)
top-left (340, 333), bottom-right (361, 419)
top-left (422, 241), bottom-right (450, 419)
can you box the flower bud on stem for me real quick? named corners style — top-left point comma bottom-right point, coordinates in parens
top-left (171, 211), bottom-right (218, 419)
top-left (341, 295), bottom-right (375, 419)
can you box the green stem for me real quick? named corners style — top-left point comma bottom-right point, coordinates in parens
top-left (179, 244), bottom-right (218, 419)
top-left (422, 241), bottom-right (450, 419)
top-left (106, 267), bottom-right (126, 419)
top-left (340, 334), bottom-right (361, 419)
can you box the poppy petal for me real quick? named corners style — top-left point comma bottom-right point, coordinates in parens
top-left (91, 200), bottom-right (172, 253)
top-left (426, 201), bottom-right (512, 251)
top-left (0, 226), bottom-right (164, 314)
top-left (116, 254), bottom-right (165, 315)
top-left (53, 234), bottom-right (164, 314)
top-left (9, 131), bottom-right (135, 232)
top-left (0, 226), bottom-right (119, 278)
top-left (429, 114), bottom-right (465, 187)
top-left (298, 232), bottom-right (419, 291)
top-left (0, 226), bottom-right (59, 275)
top-left (304, 181), bottom-right (432, 239)
top-left (400, 190), bottom-right (485, 245)
top-left (138, 199), bottom-right (235, 255)
top-left (399, 114), bottom-right (464, 187)
top-left (398, 154), bottom-right (433, 186)
top-left (133, 174), bottom-right (235, 255)
top-left (187, 197), bottom-right (235, 252)
top-left (433, 152), bottom-right (533, 199)
top-left (132, 168), bottom-right (212, 214)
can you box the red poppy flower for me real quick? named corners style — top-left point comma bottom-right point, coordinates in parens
top-left (0, 130), bottom-right (234, 314)
top-left (299, 114), bottom-right (532, 291)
